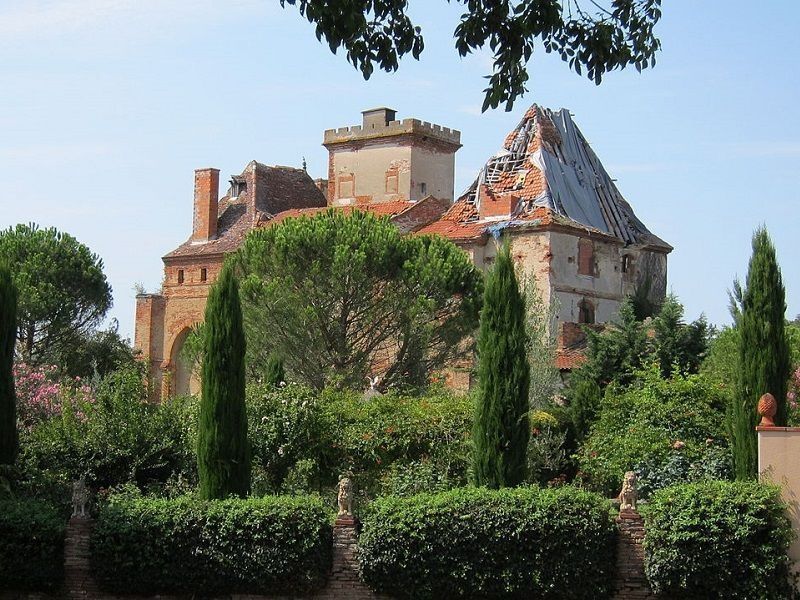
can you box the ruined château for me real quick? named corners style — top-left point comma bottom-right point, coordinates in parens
top-left (135, 105), bottom-right (671, 399)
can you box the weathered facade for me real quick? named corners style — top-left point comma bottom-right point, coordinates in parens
top-left (135, 105), bottom-right (670, 398)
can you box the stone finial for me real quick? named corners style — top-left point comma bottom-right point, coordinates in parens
top-left (758, 393), bottom-right (778, 427)
top-left (337, 475), bottom-right (354, 518)
top-left (71, 476), bottom-right (90, 518)
top-left (618, 471), bottom-right (638, 513)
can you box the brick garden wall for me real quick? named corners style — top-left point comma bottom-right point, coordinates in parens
top-left (2, 511), bottom-right (652, 599)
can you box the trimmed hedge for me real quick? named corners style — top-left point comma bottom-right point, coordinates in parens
top-left (0, 498), bottom-right (65, 591)
top-left (644, 481), bottom-right (794, 599)
top-left (90, 492), bottom-right (332, 595)
top-left (359, 486), bottom-right (616, 599)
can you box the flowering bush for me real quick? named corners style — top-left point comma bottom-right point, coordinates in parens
top-left (13, 362), bottom-right (93, 428)
top-left (19, 366), bottom-right (195, 489)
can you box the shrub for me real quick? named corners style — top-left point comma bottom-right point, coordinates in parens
top-left (91, 491), bottom-right (332, 595)
top-left (644, 481), bottom-right (794, 599)
top-left (359, 486), bottom-right (616, 599)
top-left (526, 410), bottom-right (568, 485)
top-left (247, 383), bottom-right (326, 494)
top-left (19, 366), bottom-right (196, 489)
top-left (0, 498), bottom-right (65, 591)
top-left (318, 388), bottom-right (473, 495)
top-left (577, 366), bottom-right (730, 498)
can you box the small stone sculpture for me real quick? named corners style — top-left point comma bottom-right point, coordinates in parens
top-left (363, 376), bottom-right (382, 400)
top-left (758, 393), bottom-right (777, 427)
top-left (71, 476), bottom-right (90, 518)
top-left (618, 471), bottom-right (637, 512)
top-left (337, 476), bottom-right (353, 518)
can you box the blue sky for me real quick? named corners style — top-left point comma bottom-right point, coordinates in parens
top-left (2, 0), bottom-right (798, 340)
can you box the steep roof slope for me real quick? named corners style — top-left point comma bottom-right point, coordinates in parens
top-left (420, 104), bottom-right (671, 250)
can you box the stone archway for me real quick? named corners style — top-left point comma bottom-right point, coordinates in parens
top-left (169, 327), bottom-right (201, 397)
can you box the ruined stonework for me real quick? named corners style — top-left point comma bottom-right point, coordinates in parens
top-left (134, 105), bottom-right (670, 399)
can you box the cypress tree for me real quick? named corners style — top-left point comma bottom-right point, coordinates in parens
top-left (731, 227), bottom-right (790, 480)
top-left (472, 242), bottom-right (530, 488)
top-left (197, 264), bottom-right (250, 499)
top-left (0, 265), bottom-right (17, 465)
top-left (265, 353), bottom-right (285, 388)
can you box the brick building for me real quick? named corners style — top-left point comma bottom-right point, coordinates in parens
top-left (135, 105), bottom-right (670, 399)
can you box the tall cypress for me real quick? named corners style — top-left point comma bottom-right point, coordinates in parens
top-left (731, 227), bottom-right (790, 480)
top-left (197, 264), bottom-right (250, 499)
top-left (0, 265), bottom-right (17, 465)
top-left (472, 242), bottom-right (530, 488)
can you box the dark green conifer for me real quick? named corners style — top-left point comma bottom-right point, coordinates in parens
top-left (472, 242), bottom-right (530, 488)
top-left (265, 353), bottom-right (285, 388)
top-left (197, 264), bottom-right (250, 498)
top-left (731, 227), bottom-right (790, 480)
top-left (0, 265), bottom-right (17, 465)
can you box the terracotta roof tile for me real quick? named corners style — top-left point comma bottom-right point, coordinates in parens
top-left (415, 219), bottom-right (486, 241)
top-left (555, 348), bottom-right (586, 370)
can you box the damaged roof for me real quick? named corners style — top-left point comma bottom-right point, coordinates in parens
top-left (420, 104), bottom-right (672, 250)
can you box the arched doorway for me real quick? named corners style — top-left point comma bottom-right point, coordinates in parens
top-left (171, 327), bottom-right (201, 396)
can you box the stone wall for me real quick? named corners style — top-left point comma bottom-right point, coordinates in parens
top-left (2, 512), bottom-right (653, 599)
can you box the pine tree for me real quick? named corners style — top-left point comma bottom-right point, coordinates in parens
top-left (197, 264), bottom-right (250, 499)
top-left (0, 265), bottom-right (17, 465)
top-left (731, 227), bottom-right (790, 480)
top-left (472, 243), bottom-right (530, 488)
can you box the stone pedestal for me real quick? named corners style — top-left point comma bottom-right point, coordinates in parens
top-left (613, 509), bottom-right (655, 600)
top-left (64, 517), bottom-right (101, 599)
top-left (317, 517), bottom-right (377, 599)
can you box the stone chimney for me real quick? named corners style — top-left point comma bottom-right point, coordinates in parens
top-left (362, 107), bottom-right (397, 129)
top-left (192, 168), bottom-right (220, 242)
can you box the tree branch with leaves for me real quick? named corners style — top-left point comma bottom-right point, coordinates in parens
top-left (279, 0), bottom-right (663, 110)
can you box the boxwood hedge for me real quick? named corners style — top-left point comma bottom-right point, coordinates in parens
top-left (90, 492), bottom-right (332, 595)
top-left (0, 498), bottom-right (65, 591)
top-left (359, 486), bottom-right (616, 599)
top-left (644, 481), bottom-right (794, 599)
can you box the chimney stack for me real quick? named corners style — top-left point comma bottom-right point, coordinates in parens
top-left (192, 168), bottom-right (220, 242)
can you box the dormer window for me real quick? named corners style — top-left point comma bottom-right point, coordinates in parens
top-left (228, 175), bottom-right (247, 199)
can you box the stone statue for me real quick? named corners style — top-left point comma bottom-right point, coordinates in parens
top-left (337, 476), bottom-right (353, 518)
top-left (72, 476), bottom-right (90, 518)
top-left (618, 471), bottom-right (637, 512)
top-left (363, 376), bottom-right (382, 400)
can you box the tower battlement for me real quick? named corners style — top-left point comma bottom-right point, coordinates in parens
top-left (324, 109), bottom-right (461, 147)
